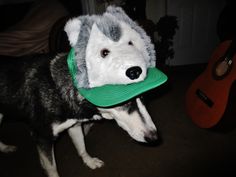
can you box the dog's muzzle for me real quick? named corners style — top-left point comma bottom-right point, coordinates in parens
top-left (126, 66), bottom-right (142, 80)
top-left (144, 130), bottom-right (158, 143)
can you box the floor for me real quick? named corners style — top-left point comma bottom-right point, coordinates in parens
top-left (0, 64), bottom-right (236, 177)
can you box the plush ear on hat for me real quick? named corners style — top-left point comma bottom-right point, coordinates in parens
top-left (64, 17), bottom-right (90, 89)
top-left (64, 18), bottom-right (82, 47)
top-left (105, 6), bottom-right (156, 67)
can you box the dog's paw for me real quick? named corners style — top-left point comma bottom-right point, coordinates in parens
top-left (92, 115), bottom-right (102, 120)
top-left (0, 143), bottom-right (17, 153)
top-left (83, 156), bottom-right (104, 169)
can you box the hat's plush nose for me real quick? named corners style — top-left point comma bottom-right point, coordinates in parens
top-left (126, 66), bottom-right (142, 80)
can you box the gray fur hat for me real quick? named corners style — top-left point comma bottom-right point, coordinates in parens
top-left (64, 6), bottom-right (156, 89)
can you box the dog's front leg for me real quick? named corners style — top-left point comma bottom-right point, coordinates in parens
top-left (35, 137), bottom-right (59, 177)
top-left (83, 123), bottom-right (94, 136)
top-left (68, 124), bottom-right (104, 169)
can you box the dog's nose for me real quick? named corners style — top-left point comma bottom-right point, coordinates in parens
top-left (144, 130), bottom-right (158, 143)
top-left (126, 66), bottom-right (142, 80)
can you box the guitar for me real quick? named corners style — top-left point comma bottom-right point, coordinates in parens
top-left (185, 40), bottom-right (236, 128)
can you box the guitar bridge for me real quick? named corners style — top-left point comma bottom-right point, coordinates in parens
top-left (195, 89), bottom-right (214, 107)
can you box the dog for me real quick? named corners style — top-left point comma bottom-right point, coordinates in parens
top-left (0, 6), bottom-right (159, 177)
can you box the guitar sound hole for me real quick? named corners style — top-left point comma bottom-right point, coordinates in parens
top-left (215, 60), bottom-right (229, 77)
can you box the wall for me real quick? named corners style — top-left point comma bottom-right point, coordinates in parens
top-left (146, 0), bottom-right (166, 24)
top-left (167, 0), bottom-right (226, 65)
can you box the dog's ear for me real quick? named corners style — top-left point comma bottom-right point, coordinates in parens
top-left (64, 18), bottom-right (82, 47)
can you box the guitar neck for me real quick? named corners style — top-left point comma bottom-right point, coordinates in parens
top-left (223, 40), bottom-right (236, 60)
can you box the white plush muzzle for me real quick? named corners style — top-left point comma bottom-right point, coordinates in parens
top-left (86, 22), bottom-right (149, 88)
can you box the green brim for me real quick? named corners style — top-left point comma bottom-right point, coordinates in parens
top-left (78, 67), bottom-right (167, 107)
top-left (67, 48), bottom-right (167, 107)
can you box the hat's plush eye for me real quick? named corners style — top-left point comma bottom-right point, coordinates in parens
top-left (128, 41), bottom-right (133, 45)
top-left (100, 48), bottom-right (110, 58)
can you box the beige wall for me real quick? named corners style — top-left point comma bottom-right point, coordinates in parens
top-left (93, 0), bottom-right (166, 22)
top-left (146, 0), bottom-right (166, 42)
top-left (146, 0), bottom-right (166, 24)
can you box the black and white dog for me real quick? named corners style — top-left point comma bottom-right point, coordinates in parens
top-left (0, 6), bottom-right (158, 177)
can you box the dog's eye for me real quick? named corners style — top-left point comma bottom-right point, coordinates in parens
top-left (100, 48), bottom-right (110, 58)
top-left (128, 41), bottom-right (133, 45)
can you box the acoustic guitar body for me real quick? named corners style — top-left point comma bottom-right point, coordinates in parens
top-left (186, 40), bottom-right (236, 128)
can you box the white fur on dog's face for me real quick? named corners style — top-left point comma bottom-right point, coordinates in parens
top-left (86, 22), bottom-right (148, 88)
top-left (98, 98), bottom-right (157, 143)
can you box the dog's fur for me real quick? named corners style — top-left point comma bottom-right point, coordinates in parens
top-left (0, 6), bottom-right (158, 177)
